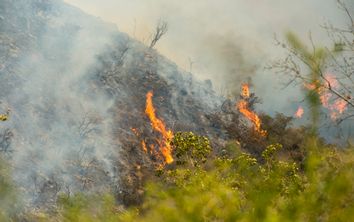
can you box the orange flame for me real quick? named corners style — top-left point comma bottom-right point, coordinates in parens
top-left (131, 128), bottom-right (149, 153)
top-left (294, 106), bottom-right (304, 118)
top-left (304, 74), bottom-right (348, 121)
top-left (131, 127), bottom-right (139, 136)
top-left (141, 140), bottom-right (148, 153)
top-left (237, 84), bottom-right (267, 136)
top-left (323, 74), bottom-right (347, 120)
top-left (241, 83), bottom-right (250, 98)
top-left (145, 91), bottom-right (174, 164)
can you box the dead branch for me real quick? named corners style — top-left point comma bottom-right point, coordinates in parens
top-left (149, 20), bottom-right (168, 48)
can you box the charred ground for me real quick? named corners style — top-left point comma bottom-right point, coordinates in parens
top-left (0, 0), bottom-right (345, 218)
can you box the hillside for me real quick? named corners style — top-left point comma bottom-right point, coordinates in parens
top-left (1, 0), bottom-right (353, 221)
top-left (0, 0), bottom-right (223, 209)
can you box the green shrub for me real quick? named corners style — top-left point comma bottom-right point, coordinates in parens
top-left (172, 131), bottom-right (212, 167)
top-left (122, 138), bottom-right (354, 222)
top-left (2, 134), bottom-right (353, 222)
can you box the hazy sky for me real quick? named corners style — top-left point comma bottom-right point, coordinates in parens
top-left (64, 0), bottom-right (346, 70)
top-left (63, 0), bottom-right (350, 114)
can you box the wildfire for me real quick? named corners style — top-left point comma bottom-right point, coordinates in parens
top-left (237, 83), bottom-right (267, 136)
top-left (131, 127), bottom-right (139, 136)
top-left (304, 73), bottom-right (348, 120)
top-left (145, 91), bottom-right (174, 164)
top-left (241, 83), bottom-right (250, 98)
top-left (294, 106), bottom-right (304, 118)
top-left (141, 140), bottom-right (148, 153)
top-left (131, 128), bottom-right (148, 153)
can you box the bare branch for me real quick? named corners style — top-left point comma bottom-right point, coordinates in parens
top-left (149, 20), bottom-right (168, 48)
top-left (337, 0), bottom-right (354, 29)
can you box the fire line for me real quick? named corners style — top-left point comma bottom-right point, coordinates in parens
top-left (145, 91), bottom-right (174, 164)
top-left (237, 84), bottom-right (267, 136)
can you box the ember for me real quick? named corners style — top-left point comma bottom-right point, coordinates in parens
top-left (141, 140), bottom-right (148, 153)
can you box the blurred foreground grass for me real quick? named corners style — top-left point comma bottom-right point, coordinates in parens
top-left (4, 134), bottom-right (350, 222)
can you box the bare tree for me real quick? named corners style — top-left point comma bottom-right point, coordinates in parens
top-left (188, 57), bottom-right (195, 73)
top-left (98, 37), bottom-right (130, 93)
top-left (149, 19), bottom-right (168, 48)
top-left (78, 112), bottom-right (101, 139)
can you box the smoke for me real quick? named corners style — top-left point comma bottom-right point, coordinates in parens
top-left (1, 0), bottom-right (352, 211)
top-left (1, 0), bottom-right (224, 210)
top-left (64, 0), bottom-right (347, 114)
top-left (195, 33), bottom-right (263, 95)
top-left (1, 0), bottom-right (121, 208)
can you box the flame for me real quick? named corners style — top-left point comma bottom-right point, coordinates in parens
top-left (304, 74), bottom-right (348, 121)
top-left (141, 140), bottom-right (148, 153)
top-left (325, 74), bottom-right (339, 88)
top-left (145, 91), bottom-right (174, 164)
top-left (131, 128), bottom-right (146, 152)
top-left (131, 127), bottom-right (139, 136)
top-left (237, 84), bottom-right (267, 136)
top-left (241, 83), bottom-right (250, 98)
top-left (294, 106), bottom-right (304, 118)
top-left (323, 74), bottom-right (348, 120)
top-left (334, 99), bottom-right (347, 114)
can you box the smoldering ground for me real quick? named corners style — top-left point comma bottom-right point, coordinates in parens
top-left (0, 0), bottom-right (221, 210)
top-left (1, 0), bottom-right (353, 212)
top-left (1, 0), bottom-right (121, 208)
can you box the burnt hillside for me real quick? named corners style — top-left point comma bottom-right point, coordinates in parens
top-left (0, 0), bottom-right (226, 209)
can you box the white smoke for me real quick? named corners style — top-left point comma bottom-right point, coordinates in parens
top-left (1, 0), bottom-right (121, 207)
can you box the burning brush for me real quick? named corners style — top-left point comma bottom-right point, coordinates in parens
top-left (237, 84), bottom-right (267, 137)
top-left (303, 73), bottom-right (348, 121)
top-left (294, 106), bottom-right (304, 118)
top-left (145, 91), bottom-right (174, 164)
